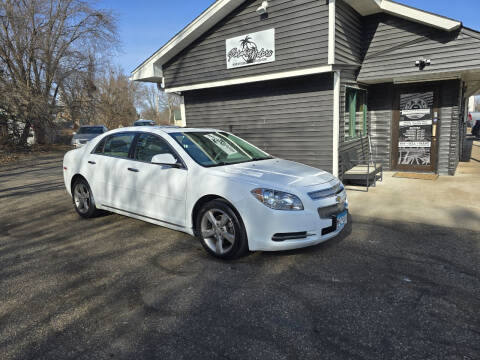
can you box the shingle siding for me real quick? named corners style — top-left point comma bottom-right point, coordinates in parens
top-left (368, 83), bottom-right (394, 170)
top-left (335, 0), bottom-right (364, 65)
top-left (359, 14), bottom-right (480, 82)
top-left (164, 0), bottom-right (329, 89)
top-left (438, 80), bottom-right (461, 175)
top-left (184, 74), bottom-right (334, 171)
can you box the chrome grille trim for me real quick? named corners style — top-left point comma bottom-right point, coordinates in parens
top-left (308, 182), bottom-right (343, 200)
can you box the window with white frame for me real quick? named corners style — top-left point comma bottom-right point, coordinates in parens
top-left (344, 87), bottom-right (368, 140)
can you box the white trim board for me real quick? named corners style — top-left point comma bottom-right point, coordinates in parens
top-left (164, 66), bottom-right (334, 93)
top-left (332, 71), bottom-right (341, 177)
top-left (328, 0), bottom-right (336, 65)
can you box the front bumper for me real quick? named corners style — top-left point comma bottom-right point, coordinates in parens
top-left (242, 191), bottom-right (349, 252)
top-left (257, 221), bottom-right (347, 251)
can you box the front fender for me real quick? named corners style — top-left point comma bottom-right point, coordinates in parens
top-left (186, 173), bottom-right (253, 229)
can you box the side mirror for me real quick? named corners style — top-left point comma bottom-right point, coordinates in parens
top-left (151, 153), bottom-right (181, 168)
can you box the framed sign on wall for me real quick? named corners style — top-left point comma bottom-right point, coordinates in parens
top-left (226, 29), bottom-right (275, 69)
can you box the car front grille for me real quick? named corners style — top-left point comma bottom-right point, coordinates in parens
top-left (318, 202), bottom-right (346, 219)
top-left (308, 183), bottom-right (343, 200)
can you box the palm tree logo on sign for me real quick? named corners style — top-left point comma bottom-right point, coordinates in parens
top-left (226, 29), bottom-right (275, 69)
top-left (239, 36), bottom-right (258, 63)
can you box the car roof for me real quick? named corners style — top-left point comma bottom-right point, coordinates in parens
top-left (108, 126), bottom-right (221, 135)
top-left (156, 126), bottom-right (220, 134)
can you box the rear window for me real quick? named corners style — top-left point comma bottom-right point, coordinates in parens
top-left (78, 127), bottom-right (104, 134)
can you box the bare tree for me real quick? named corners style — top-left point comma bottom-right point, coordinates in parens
top-left (138, 84), bottom-right (182, 125)
top-left (162, 92), bottom-right (182, 124)
top-left (59, 54), bottom-right (99, 127)
top-left (138, 84), bottom-right (163, 123)
top-left (95, 65), bottom-right (139, 129)
top-left (0, 0), bottom-right (117, 145)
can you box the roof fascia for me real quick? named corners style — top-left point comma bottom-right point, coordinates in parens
top-left (377, 0), bottom-right (461, 32)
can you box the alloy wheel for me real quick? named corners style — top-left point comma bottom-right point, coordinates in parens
top-left (200, 209), bottom-right (236, 255)
top-left (74, 183), bottom-right (91, 214)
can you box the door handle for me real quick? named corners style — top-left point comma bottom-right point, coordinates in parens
top-left (88, 161), bottom-right (96, 165)
top-left (128, 168), bottom-right (139, 173)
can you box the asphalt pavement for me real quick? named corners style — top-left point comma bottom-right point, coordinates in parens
top-left (0, 153), bottom-right (479, 360)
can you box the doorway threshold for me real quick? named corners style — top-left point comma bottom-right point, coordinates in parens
top-left (393, 172), bottom-right (439, 180)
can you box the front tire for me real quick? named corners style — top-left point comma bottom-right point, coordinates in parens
top-left (72, 178), bottom-right (99, 219)
top-left (196, 199), bottom-right (249, 260)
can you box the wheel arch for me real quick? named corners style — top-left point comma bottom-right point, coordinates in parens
top-left (191, 195), bottom-right (245, 237)
top-left (70, 174), bottom-right (87, 194)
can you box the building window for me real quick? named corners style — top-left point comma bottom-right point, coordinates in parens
top-left (344, 87), bottom-right (367, 140)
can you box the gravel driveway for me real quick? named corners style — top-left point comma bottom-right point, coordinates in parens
top-left (1, 153), bottom-right (479, 360)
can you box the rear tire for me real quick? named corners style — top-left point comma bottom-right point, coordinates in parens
top-left (196, 199), bottom-right (249, 260)
top-left (72, 178), bottom-right (99, 219)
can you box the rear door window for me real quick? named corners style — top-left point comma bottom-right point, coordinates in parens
top-left (102, 133), bottom-right (136, 158)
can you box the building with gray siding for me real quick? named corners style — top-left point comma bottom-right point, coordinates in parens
top-left (132, 0), bottom-right (480, 177)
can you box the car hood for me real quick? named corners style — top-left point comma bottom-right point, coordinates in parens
top-left (211, 159), bottom-right (337, 191)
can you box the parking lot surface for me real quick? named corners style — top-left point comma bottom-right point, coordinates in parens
top-left (1, 153), bottom-right (479, 360)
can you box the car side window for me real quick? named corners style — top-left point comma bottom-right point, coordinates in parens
top-left (93, 137), bottom-right (107, 154)
top-left (134, 134), bottom-right (178, 163)
top-left (102, 133), bottom-right (136, 158)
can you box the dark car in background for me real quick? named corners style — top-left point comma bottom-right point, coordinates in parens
top-left (134, 119), bottom-right (156, 127)
top-left (71, 126), bottom-right (108, 148)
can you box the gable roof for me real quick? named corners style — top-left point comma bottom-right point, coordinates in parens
top-left (131, 0), bottom-right (462, 82)
top-left (130, 0), bottom-right (244, 82)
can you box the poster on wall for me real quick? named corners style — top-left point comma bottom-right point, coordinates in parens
top-left (226, 29), bottom-right (275, 69)
top-left (398, 92), bottom-right (434, 166)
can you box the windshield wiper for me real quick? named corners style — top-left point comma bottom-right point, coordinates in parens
top-left (251, 156), bottom-right (273, 161)
top-left (207, 157), bottom-right (272, 167)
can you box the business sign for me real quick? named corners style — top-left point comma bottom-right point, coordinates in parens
top-left (226, 29), bottom-right (275, 69)
top-left (398, 92), bottom-right (434, 166)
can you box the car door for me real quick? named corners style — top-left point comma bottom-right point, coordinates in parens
top-left (89, 132), bottom-right (137, 210)
top-left (122, 132), bottom-right (188, 227)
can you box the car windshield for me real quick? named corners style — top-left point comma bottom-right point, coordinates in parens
top-left (78, 126), bottom-right (104, 134)
top-left (170, 131), bottom-right (272, 167)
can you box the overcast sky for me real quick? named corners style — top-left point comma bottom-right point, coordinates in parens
top-left (97, 0), bottom-right (480, 74)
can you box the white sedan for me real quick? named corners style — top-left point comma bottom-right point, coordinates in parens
top-left (63, 127), bottom-right (348, 259)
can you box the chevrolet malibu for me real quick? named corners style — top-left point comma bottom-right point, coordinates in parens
top-left (63, 127), bottom-right (348, 259)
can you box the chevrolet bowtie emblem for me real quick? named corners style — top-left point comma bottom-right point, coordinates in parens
top-left (336, 196), bottom-right (342, 204)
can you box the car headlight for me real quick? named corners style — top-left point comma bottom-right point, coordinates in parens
top-left (251, 188), bottom-right (304, 211)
